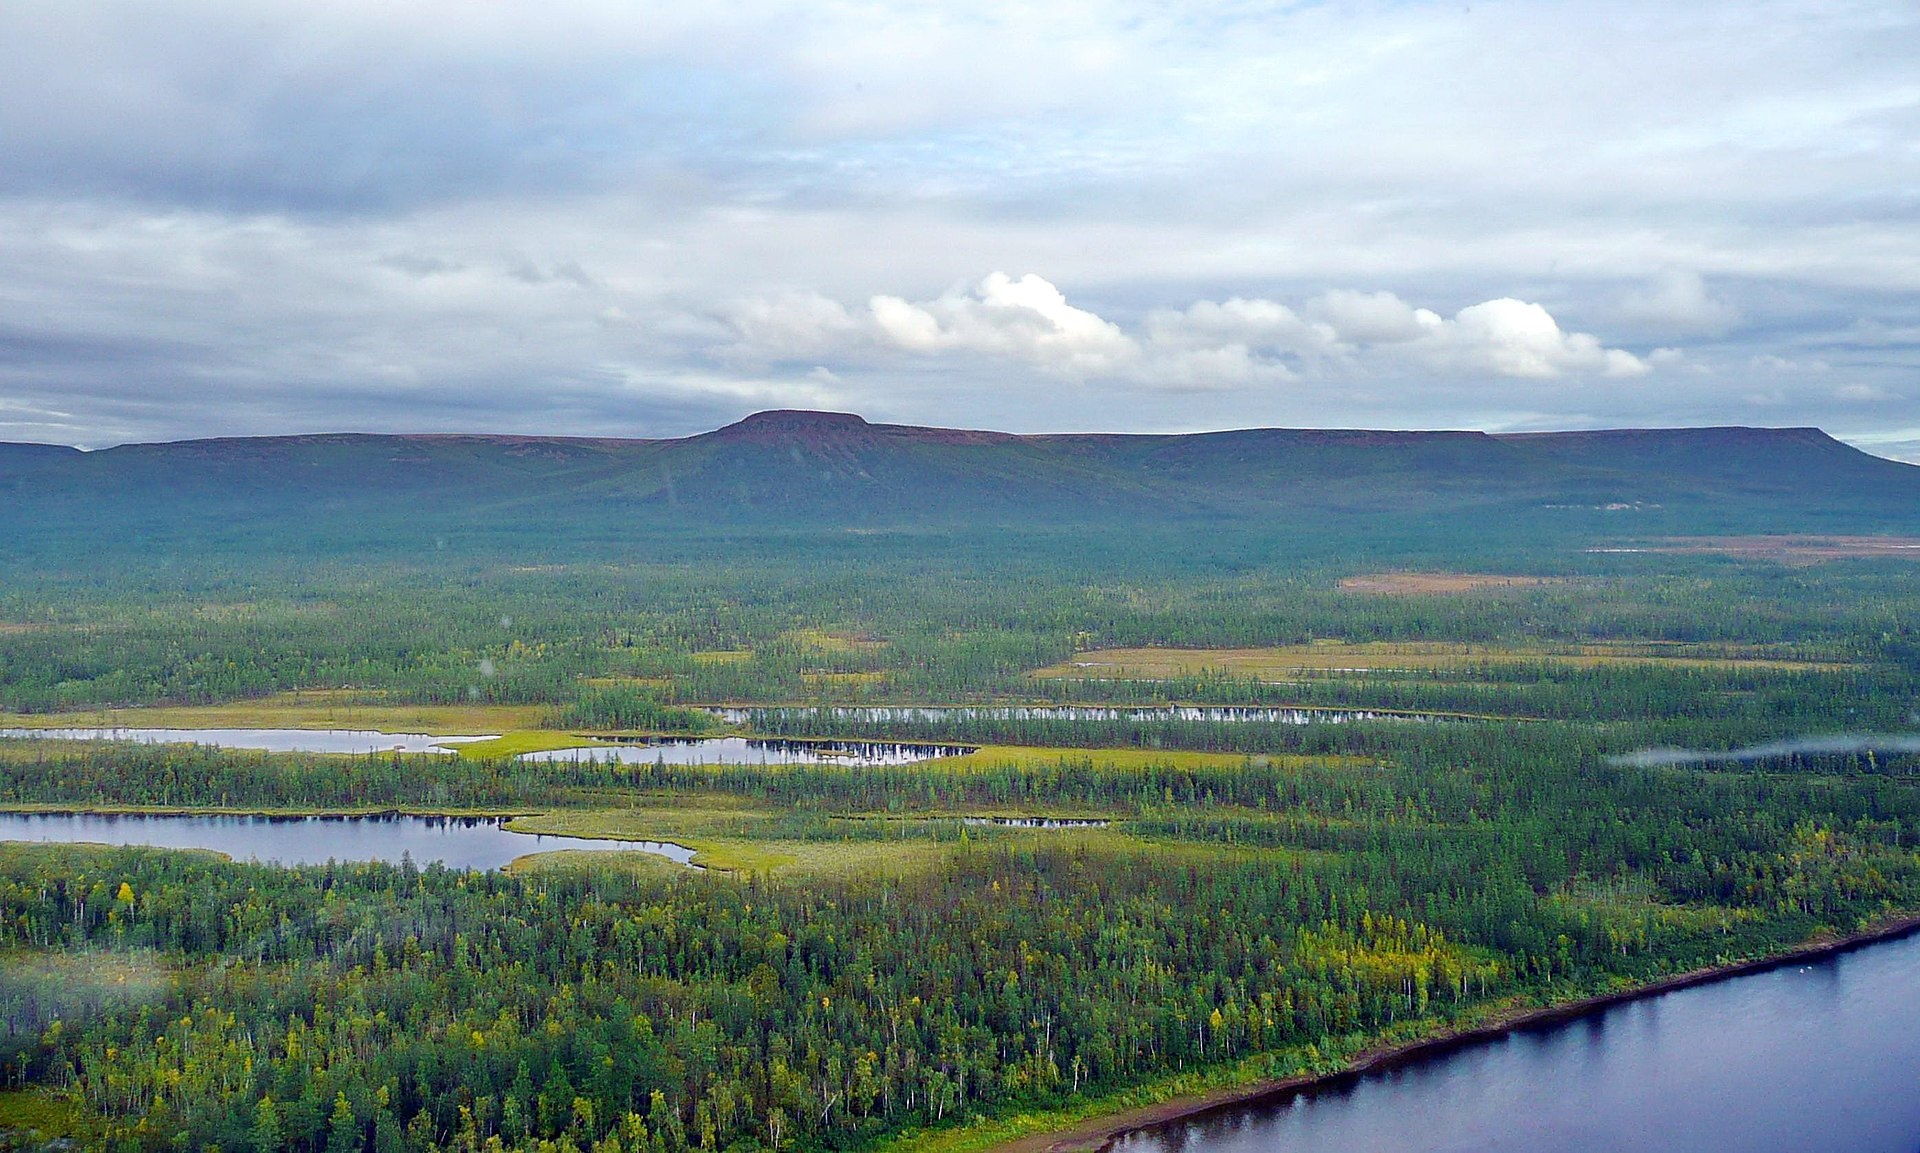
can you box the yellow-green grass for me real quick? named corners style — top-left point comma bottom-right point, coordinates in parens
top-left (780, 627), bottom-right (885, 653)
top-left (454, 729), bottom-right (611, 757)
top-left (506, 803), bottom-right (786, 845)
top-left (1549, 874), bottom-right (1769, 937)
top-left (689, 649), bottom-right (754, 665)
top-left (801, 671), bottom-right (887, 687)
top-left (0, 842), bottom-right (231, 871)
top-left (505, 806), bottom-right (960, 876)
top-left (0, 698), bottom-right (545, 735)
top-left (0, 1090), bottom-right (99, 1145)
top-left (1337, 572), bottom-right (1569, 595)
top-left (504, 805), bottom-right (1166, 876)
top-left (1031, 641), bottom-right (1847, 678)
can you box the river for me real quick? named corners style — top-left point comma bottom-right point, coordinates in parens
top-left (1113, 929), bottom-right (1920, 1153)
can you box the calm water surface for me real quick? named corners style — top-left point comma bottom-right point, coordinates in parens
top-left (960, 817), bottom-right (1110, 829)
top-left (1115, 930), bottom-right (1920, 1153)
top-left (0, 727), bottom-right (495, 754)
top-left (709, 706), bottom-right (1446, 725)
top-left (521, 737), bottom-right (971, 765)
top-left (0, 812), bottom-right (696, 870)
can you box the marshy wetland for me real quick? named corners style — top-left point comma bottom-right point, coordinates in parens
top-left (1, 537), bottom-right (1918, 1151)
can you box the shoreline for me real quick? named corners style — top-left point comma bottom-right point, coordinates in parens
top-left (991, 910), bottom-right (1920, 1153)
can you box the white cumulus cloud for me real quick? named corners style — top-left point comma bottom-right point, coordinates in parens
top-left (868, 272), bottom-right (1137, 375)
top-left (725, 275), bottom-right (1651, 390)
top-left (1443, 298), bottom-right (1648, 379)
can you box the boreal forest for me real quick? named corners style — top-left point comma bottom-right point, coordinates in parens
top-left (1, 414), bottom-right (1918, 1151)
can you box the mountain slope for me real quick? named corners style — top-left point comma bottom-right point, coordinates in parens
top-left (3, 413), bottom-right (1915, 554)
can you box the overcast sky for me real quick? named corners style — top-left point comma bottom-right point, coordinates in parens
top-left (2, 1), bottom-right (1917, 455)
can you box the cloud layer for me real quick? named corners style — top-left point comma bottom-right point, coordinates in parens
top-left (0, 1), bottom-right (1915, 448)
top-left (726, 275), bottom-right (1648, 390)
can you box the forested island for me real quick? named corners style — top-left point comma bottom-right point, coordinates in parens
top-left (2, 414), bottom-right (1919, 1151)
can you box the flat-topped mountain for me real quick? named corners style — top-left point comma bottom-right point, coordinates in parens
top-left (2, 414), bottom-right (1915, 554)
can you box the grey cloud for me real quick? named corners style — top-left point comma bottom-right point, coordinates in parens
top-left (0, 1), bottom-right (1916, 444)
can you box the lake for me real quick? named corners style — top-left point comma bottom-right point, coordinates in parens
top-left (1113, 928), bottom-right (1920, 1153)
top-left (0, 728), bottom-right (969, 765)
top-left (960, 816), bottom-right (1110, 828)
top-left (0, 812), bottom-right (697, 870)
top-left (708, 705), bottom-right (1446, 725)
top-left (520, 736), bottom-right (972, 765)
top-left (0, 727), bottom-right (495, 755)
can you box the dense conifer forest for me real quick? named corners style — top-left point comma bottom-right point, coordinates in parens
top-left (2, 427), bottom-right (1919, 1150)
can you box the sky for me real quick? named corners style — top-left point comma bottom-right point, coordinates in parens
top-left (1, 1), bottom-right (1917, 455)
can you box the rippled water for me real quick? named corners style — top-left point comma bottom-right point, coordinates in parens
top-left (0, 812), bottom-right (696, 870)
top-left (0, 727), bottom-right (495, 755)
top-left (1113, 929), bottom-right (1920, 1153)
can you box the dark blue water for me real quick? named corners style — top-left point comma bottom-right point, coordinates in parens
top-left (0, 812), bottom-right (696, 870)
top-left (1114, 931), bottom-right (1920, 1153)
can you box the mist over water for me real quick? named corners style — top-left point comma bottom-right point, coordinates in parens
top-left (1609, 733), bottom-right (1920, 768)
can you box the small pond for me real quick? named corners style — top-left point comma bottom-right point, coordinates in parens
top-left (0, 812), bottom-right (695, 870)
top-left (521, 737), bottom-right (972, 766)
top-left (960, 817), bottom-right (1110, 829)
top-left (708, 705), bottom-right (1446, 725)
top-left (0, 727), bottom-right (496, 755)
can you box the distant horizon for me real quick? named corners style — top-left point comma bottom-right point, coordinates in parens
top-left (2, 4), bottom-right (1916, 463)
top-left (7, 410), bottom-right (1915, 466)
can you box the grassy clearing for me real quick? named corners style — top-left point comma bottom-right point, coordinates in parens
top-left (505, 805), bottom-right (1162, 877)
top-left (1338, 572), bottom-right (1570, 595)
top-left (581, 675), bottom-right (675, 689)
top-left (801, 671), bottom-right (886, 687)
top-left (1031, 641), bottom-right (1846, 678)
top-left (1638, 535), bottom-right (1920, 563)
top-left (782, 627), bottom-right (885, 653)
top-left (0, 1090), bottom-right (99, 1146)
top-left (505, 806), bottom-right (961, 876)
top-left (0, 698), bottom-right (544, 735)
top-left (1549, 876), bottom-right (1766, 937)
top-left (454, 730), bottom-right (605, 757)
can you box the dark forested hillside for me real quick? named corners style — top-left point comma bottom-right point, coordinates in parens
top-left (2, 414), bottom-right (1916, 556)
top-left (4, 411), bottom-right (1920, 1151)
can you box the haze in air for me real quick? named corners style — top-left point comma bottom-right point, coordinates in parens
top-left (2, 4), bottom-right (1918, 1152)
